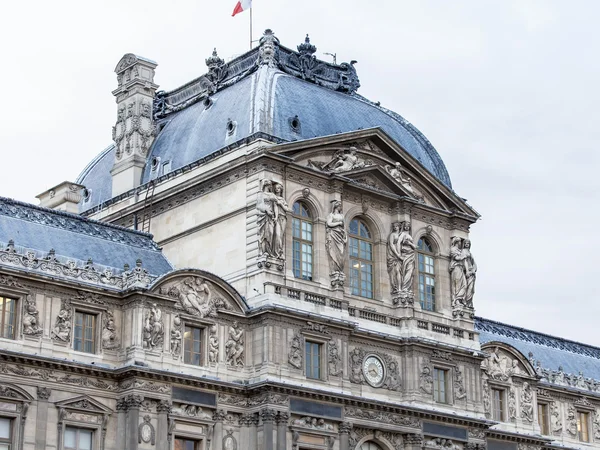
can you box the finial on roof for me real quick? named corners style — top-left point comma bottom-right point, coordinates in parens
top-left (297, 34), bottom-right (317, 55)
top-left (205, 48), bottom-right (225, 70)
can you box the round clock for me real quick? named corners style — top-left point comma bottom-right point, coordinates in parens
top-left (362, 355), bottom-right (385, 387)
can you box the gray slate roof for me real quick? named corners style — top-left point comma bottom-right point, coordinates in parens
top-left (0, 197), bottom-right (172, 283)
top-left (76, 33), bottom-right (452, 212)
top-left (476, 317), bottom-right (600, 388)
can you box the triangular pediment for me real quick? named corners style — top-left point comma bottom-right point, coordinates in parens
top-left (150, 269), bottom-right (247, 317)
top-left (56, 395), bottom-right (112, 413)
top-left (0, 383), bottom-right (34, 401)
top-left (270, 129), bottom-right (478, 217)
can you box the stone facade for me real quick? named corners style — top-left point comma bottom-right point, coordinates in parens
top-left (0, 31), bottom-right (597, 450)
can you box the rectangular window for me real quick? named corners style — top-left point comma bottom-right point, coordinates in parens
top-left (0, 297), bottom-right (16, 340)
top-left (292, 217), bottom-right (313, 281)
top-left (0, 418), bottom-right (12, 450)
top-left (175, 437), bottom-right (200, 450)
top-left (64, 427), bottom-right (93, 450)
top-left (305, 341), bottom-right (321, 379)
top-left (183, 326), bottom-right (203, 366)
top-left (418, 255), bottom-right (435, 311)
top-left (492, 389), bottom-right (505, 421)
top-left (577, 411), bottom-right (589, 442)
top-left (538, 403), bottom-right (549, 435)
top-left (74, 312), bottom-right (96, 353)
top-left (433, 368), bottom-right (448, 403)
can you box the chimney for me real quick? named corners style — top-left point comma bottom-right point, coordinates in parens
top-left (110, 54), bottom-right (159, 197)
top-left (36, 182), bottom-right (84, 214)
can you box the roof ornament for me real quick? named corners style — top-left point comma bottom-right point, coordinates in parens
top-left (297, 34), bottom-right (317, 55)
top-left (205, 48), bottom-right (228, 86)
top-left (257, 29), bottom-right (280, 67)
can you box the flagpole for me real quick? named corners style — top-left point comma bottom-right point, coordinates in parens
top-left (249, 7), bottom-right (253, 50)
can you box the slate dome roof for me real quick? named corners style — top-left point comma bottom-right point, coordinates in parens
top-left (77, 31), bottom-right (451, 212)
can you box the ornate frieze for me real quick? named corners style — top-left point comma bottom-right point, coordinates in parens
top-left (119, 379), bottom-right (170, 394)
top-left (468, 428), bottom-right (486, 440)
top-left (303, 321), bottom-right (329, 335)
top-left (425, 437), bottom-right (461, 450)
top-left (344, 407), bottom-right (420, 428)
top-left (0, 364), bottom-right (117, 391)
top-left (292, 416), bottom-right (335, 431)
top-left (158, 276), bottom-right (232, 317)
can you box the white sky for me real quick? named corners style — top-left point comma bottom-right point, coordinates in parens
top-left (1, 0), bottom-right (598, 345)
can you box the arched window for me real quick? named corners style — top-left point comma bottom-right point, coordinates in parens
top-left (349, 218), bottom-right (373, 298)
top-left (359, 443), bottom-right (384, 450)
top-left (291, 202), bottom-right (313, 281)
top-left (417, 237), bottom-right (436, 311)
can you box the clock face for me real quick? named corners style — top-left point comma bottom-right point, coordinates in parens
top-left (362, 355), bottom-right (385, 386)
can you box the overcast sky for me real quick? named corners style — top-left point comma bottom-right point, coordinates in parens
top-left (1, 0), bottom-right (598, 345)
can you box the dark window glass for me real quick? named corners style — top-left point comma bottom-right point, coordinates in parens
top-left (538, 403), bottom-right (549, 435)
top-left (492, 389), bottom-right (504, 421)
top-left (174, 438), bottom-right (200, 450)
top-left (183, 326), bottom-right (203, 366)
top-left (433, 368), bottom-right (448, 403)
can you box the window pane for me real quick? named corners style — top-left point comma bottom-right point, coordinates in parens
top-left (64, 428), bottom-right (76, 448)
top-left (292, 218), bottom-right (301, 238)
top-left (79, 430), bottom-right (93, 450)
top-left (0, 418), bottom-right (10, 439)
top-left (349, 219), bottom-right (359, 235)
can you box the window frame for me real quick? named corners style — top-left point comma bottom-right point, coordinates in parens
top-left (183, 324), bottom-right (204, 367)
top-left (348, 217), bottom-right (375, 299)
top-left (73, 311), bottom-right (98, 354)
top-left (0, 416), bottom-right (13, 450)
top-left (491, 387), bottom-right (506, 422)
top-left (0, 295), bottom-right (18, 340)
top-left (63, 426), bottom-right (94, 450)
top-left (577, 410), bottom-right (590, 442)
top-left (291, 201), bottom-right (314, 282)
top-left (537, 402), bottom-right (549, 435)
top-left (416, 237), bottom-right (436, 311)
top-left (304, 340), bottom-right (323, 380)
top-left (174, 435), bottom-right (204, 450)
top-left (433, 367), bottom-right (450, 404)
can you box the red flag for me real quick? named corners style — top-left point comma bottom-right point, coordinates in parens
top-left (232, 0), bottom-right (252, 16)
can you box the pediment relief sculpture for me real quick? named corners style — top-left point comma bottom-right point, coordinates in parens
top-left (425, 438), bottom-right (462, 450)
top-left (56, 395), bottom-right (112, 414)
top-left (158, 276), bottom-right (233, 318)
top-left (171, 403), bottom-right (212, 419)
top-left (307, 147), bottom-right (373, 173)
top-left (481, 346), bottom-right (528, 382)
top-left (385, 162), bottom-right (414, 194)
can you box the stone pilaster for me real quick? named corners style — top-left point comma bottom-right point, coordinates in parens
top-left (404, 433), bottom-right (424, 450)
top-left (275, 411), bottom-right (289, 450)
top-left (213, 409), bottom-right (226, 449)
top-left (35, 387), bottom-right (51, 450)
top-left (125, 394), bottom-right (143, 450)
top-left (156, 400), bottom-right (171, 449)
top-left (339, 421), bottom-right (352, 450)
top-left (261, 408), bottom-right (277, 450)
top-left (116, 397), bottom-right (128, 450)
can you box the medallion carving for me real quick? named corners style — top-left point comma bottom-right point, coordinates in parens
top-left (138, 415), bottom-right (156, 445)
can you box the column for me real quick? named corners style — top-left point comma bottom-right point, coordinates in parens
top-left (35, 387), bottom-right (51, 450)
top-left (276, 411), bottom-right (289, 450)
top-left (126, 395), bottom-right (143, 450)
top-left (339, 422), bottom-right (352, 450)
top-left (260, 409), bottom-right (277, 450)
top-left (116, 397), bottom-right (128, 450)
top-left (249, 413), bottom-right (259, 450)
top-left (156, 400), bottom-right (171, 449)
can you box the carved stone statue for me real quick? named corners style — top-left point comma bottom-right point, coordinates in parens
top-left (51, 298), bottom-right (72, 342)
top-left (454, 369), bottom-right (467, 400)
top-left (566, 407), bottom-right (578, 437)
top-left (256, 179), bottom-right (279, 259)
top-left (143, 304), bottom-right (164, 350)
top-left (482, 380), bottom-right (491, 415)
top-left (325, 200), bottom-right (347, 288)
top-left (328, 341), bottom-right (342, 376)
top-left (462, 239), bottom-right (477, 308)
top-left (209, 325), bottom-right (219, 363)
top-left (385, 162), bottom-right (414, 193)
top-left (508, 387), bottom-right (517, 421)
top-left (420, 365), bottom-right (433, 394)
top-left (159, 276), bottom-right (230, 318)
top-left (387, 222), bottom-right (416, 305)
top-left (288, 333), bottom-right (303, 369)
top-left (349, 348), bottom-right (364, 384)
top-left (273, 182), bottom-right (292, 259)
top-left (482, 346), bottom-right (510, 381)
top-left (22, 297), bottom-right (42, 336)
top-left (170, 315), bottom-right (182, 357)
top-left (520, 382), bottom-right (534, 423)
top-left (550, 403), bottom-right (563, 435)
top-left (449, 237), bottom-right (467, 308)
top-left (102, 310), bottom-right (119, 350)
top-left (225, 322), bottom-right (244, 367)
